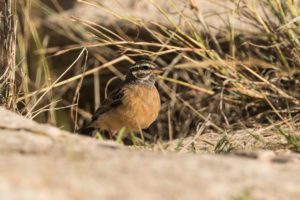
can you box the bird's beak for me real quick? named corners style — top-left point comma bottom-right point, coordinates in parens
top-left (153, 69), bottom-right (164, 74)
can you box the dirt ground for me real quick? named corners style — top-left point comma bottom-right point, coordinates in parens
top-left (1, 107), bottom-right (300, 200)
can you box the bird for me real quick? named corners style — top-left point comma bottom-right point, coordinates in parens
top-left (85, 60), bottom-right (162, 139)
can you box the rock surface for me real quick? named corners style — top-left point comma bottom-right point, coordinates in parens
top-left (0, 107), bottom-right (300, 200)
top-left (48, 0), bottom-right (274, 34)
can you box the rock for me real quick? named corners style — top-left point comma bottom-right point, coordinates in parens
top-left (0, 107), bottom-right (300, 200)
top-left (47, 0), bottom-right (273, 34)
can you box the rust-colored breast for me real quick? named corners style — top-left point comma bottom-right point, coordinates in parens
top-left (92, 84), bottom-right (161, 133)
top-left (118, 84), bottom-right (161, 131)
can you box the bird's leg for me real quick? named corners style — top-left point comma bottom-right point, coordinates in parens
top-left (137, 123), bottom-right (145, 142)
top-left (108, 129), bottom-right (113, 140)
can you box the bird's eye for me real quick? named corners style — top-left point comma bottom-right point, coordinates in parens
top-left (142, 66), bottom-right (149, 70)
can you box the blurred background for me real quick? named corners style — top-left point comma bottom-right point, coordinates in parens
top-left (2, 0), bottom-right (300, 149)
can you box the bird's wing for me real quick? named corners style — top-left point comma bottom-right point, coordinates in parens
top-left (91, 86), bottom-right (125, 121)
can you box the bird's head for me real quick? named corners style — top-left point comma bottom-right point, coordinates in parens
top-left (125, 60), bottom-right (162, 86)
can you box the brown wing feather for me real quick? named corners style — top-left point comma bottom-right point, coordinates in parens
top-left (90, 86), bottom-right (125, 122)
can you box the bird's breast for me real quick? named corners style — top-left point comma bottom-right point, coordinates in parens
top-left (119, 84), bottom-right (161, 130)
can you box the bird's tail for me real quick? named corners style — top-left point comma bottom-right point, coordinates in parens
top-left (77, 121), bottom-right (97, 137)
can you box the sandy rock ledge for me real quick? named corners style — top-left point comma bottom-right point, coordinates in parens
top-left (0, 107), bottom-right (300, 200)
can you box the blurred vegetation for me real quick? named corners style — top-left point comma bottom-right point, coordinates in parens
top-left (3, 0), bottom-right (300, 151)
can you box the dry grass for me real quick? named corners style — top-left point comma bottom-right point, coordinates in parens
top-left (5, 0), bottom-right (300, 153)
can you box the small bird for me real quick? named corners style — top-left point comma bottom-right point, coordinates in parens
top-left (85, 60), bottom-right (162, 139)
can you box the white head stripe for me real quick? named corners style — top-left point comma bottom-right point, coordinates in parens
top-left (130, 63), bottom-right (157, 70)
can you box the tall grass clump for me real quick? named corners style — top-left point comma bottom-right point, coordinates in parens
top-left (10, 0), bottom-right (300, 150)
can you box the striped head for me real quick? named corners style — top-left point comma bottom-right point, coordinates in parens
top-left (125, 60), bottom-right (162, 86)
